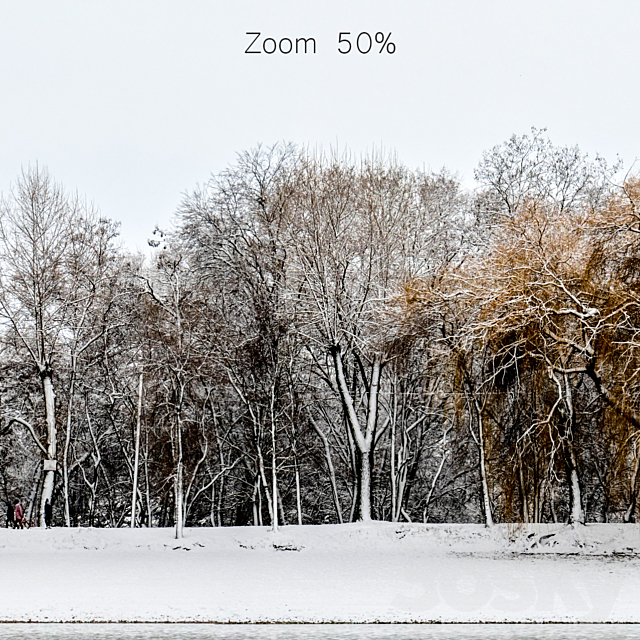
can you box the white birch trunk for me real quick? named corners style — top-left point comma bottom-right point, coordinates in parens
top-left (40, 372), bottom-right (57, 528)
top-left (570, 465), bottom-right (584, 524)
top-left (475, 399), bottom-right (493, 527)
top-left (63, 361), bottom-right (76, 528)
top-left (271, 450), bottom-right (278, 532)
top-left (295, 459), bottom-right (302, 525)
top-left (256, 446), bottom-right (274, 525)
top-left (332, 347), bottom-right (381, 522)
top-left (563, 373), bottom-right (584, 525)
top-left (270, 388), bottom-right (278, 532)
top-left (174, 415), bottom-right (184, 539)
top-left (390, 389), bottom-right (397, 522)
top-left (359, 453), bottom-right (372, 523)
top-left (175, 460), bottom-right (184, 539)
top-left (566, 441), bottom-right (585, 525)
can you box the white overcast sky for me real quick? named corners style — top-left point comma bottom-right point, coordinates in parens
top-left (1, 0), bottom-right (639, 251)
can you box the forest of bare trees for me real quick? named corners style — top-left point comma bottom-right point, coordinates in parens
top-left (2, 130), bottom-right (640, 534)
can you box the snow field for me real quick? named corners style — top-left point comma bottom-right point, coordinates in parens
top-left (1, 522), bottom-right (639, 623)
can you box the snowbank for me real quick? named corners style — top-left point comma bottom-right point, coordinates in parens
top-left (1, 522), bottom-right (639, 623)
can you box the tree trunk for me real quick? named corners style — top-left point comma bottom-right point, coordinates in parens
top-left (308, 413), bottom-right (343, 523)
top-left (624, 448), bottom-right (640, 523)
top-left (423, 451), bottom-right (447, 523)
top-left (63, 365), bottom-right (76, 527)
top-left (39, 371), bottom-right (57, 528)
top-left (565, 440), bottom-right (584, 524)
top-left (517, 446), bottom-right (529, 523)
top-left (131, 372), bottom-right (143, 528)
top-left (251, 479), bottom-right (259, 526)
top-left (175, 460), bottom-right (184, 538)
top-left (25, 470), bottom-right (41, 525)
top-left (474, 399), bottom-right (493, 527)
top-left (174, 416), bottom-right (184, 539)
top-left (550, 484), bottom-right (559, 523)
top-left (256, 445), bottom-right (274, 525)
top-left (85, 404), bottom-right (102, 527)
top-left (277, 485), bottom-right (286, 526)
top-left (294, 458), bottom-right (302, 525)
top-left (254, 476), bottom-right (262, 526)
top-left (390, 374), bottom-right (398, 522)
top-left (359, 451), bottom-right (372, 522)
top-left (533, 448), bottom-right (541, 523)
top-left (562, 372), bottom-right (584, 525)
top-left (331, 347), bottom-right (380, 522)
top-left (144, 440), bottom-right (152, 527)
top-left (270, 393), bottom-right (278, 533)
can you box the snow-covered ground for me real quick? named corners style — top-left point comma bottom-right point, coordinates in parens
top-left (1, 522), bottom-right (639, 623)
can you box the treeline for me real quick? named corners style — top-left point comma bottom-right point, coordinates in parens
top-left (2, 130), bottom-right (640, 532)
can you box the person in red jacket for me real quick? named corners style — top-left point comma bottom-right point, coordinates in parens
top-left (14, 499), bottom-right (24, 529)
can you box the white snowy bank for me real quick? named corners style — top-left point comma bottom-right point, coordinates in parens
top-left (1, 522), bottom-right (639, 623)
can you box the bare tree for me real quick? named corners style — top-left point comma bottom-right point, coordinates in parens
top-left (0, 166), bottom-right (100, 526)
top-left (290, 153), bottom-right (466, 521)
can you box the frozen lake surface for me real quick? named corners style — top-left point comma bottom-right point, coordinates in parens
top-left (0, 625), bottom-right (640, 640)
top-left (1, 624), bottom-right (640, 639)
